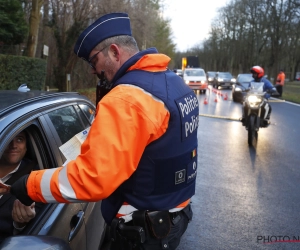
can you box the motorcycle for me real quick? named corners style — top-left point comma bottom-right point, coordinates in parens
top-left (241, 82), bottom-right (275, 146)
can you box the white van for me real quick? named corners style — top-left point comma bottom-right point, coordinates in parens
top-left (183, 68), bottom-right (208, 94)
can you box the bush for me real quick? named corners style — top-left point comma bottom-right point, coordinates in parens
top-left (0, 54), bottom-right (47, 90)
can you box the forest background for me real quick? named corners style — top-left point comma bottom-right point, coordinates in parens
top-left (0, 0), bottom-right (300, 98)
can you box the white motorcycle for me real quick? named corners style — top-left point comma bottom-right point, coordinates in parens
top-left (241, 82), bottom-right (276, 146)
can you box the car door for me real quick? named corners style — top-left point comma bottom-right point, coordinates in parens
top-left (35, 102), bottom-right (105, 250)
top-left (0, 101), bottom-right (105, 250)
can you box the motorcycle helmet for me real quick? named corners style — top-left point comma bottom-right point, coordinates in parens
top-left (250, 66), bottom-right (264, 79)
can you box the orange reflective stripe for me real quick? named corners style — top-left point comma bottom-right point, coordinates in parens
top-left (27, 169), bottom-right (48, 203)
top-left (127, 54), bottom-right (170, 72)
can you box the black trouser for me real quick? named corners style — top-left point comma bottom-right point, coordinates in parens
top-left (108, 205), bottom-right (193, 250)
top-left (275, 84), bottom-right (283, 97)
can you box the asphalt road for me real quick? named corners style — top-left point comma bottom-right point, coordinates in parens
top-left (177, 86), bottom-right (300, 250)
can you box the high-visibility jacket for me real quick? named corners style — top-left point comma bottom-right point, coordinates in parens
top-left (26, 48), bottom-right (199, 223)
top-left (276, 72), bottom-right (285, 86)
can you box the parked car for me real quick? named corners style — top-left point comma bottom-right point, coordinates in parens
top-left (206, 71), bottom-right (217, 85)
top-left (0, 87), bottom-right (106, 250)
top-left (213, 72), bottom-right (235, 89)
top-left (232, 73), bottom-right (253, 102)
top-left (183, 68), bottom-right (208, 94)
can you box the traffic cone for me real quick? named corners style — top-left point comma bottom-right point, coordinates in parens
top-left (224, 93), bottom-right (228, 100)
top-left (214, 95), bottom-right (218, 102)
top-left (204, 98), bottom-right (208, 104)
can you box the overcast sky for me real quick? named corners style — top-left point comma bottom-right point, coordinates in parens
top-left (163, 0), bottom-right (228, 51)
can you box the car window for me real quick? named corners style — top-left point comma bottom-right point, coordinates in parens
top-left (185, 70), bottom-right (205, 76)
top-left (79, 104), bottom-right (95, 124)
top-left (48, 106), bottom-right (86, 144)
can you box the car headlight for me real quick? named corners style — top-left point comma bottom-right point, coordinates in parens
top-left (247, 95), bottom-right (263, 108)
top-left (231, 78), bottom-right (236, 82)
top-left (185, 80), bottom-right (189, 84)
top-left (218, 78), bottom-right (223, 82)
top-left (208, 77), bottom-right (213, 81)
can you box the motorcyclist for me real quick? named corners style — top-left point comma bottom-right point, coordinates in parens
top-left (241, 66), bottom-right (276, 126)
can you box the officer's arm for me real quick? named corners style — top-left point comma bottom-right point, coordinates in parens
top-left (21, 85), bottom-right (170, 203)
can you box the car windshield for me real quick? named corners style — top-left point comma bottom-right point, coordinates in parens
top-left (207, 72), bottom-right (216, 77)
top-left (238, 74), bottom-right (253, 82)
top-left (219, 73), bottom-right (232, 78)
top-left (185, 70), bottom-right (205, 76)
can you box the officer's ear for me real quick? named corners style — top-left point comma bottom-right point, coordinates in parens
top-left (108, 44), bottom-right (120, 62)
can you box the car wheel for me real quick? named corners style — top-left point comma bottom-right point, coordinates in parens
top-left (232, 94), bottom-right (237, 102)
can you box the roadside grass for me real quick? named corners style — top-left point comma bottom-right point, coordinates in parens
top-left (77, 82), bottom-right (300, 105)
top-left (282, 81), bottom-right (300, 104)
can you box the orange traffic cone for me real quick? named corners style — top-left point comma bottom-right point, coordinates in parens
top-left (224, 93), bottom-right (228, 100)
top-left (204, 98), bottom-right (208, 105)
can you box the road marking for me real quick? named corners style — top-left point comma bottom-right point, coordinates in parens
top-left (199, 114), bottom-right (240, 121)
top-left (269, 99), bottom-right (285, 102)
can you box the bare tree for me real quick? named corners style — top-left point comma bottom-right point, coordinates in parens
top-left (26, 0), bottom-right (43, 57)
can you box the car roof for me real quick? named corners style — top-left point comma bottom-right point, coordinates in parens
top-left (0, 90), bottom-right (91, 113)
top-left (0, 90), bottom-right (53, 111)
top-left (0, 90), bottom-right (93, 135)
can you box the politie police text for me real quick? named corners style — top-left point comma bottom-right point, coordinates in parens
top-left (177, 95), bottom-right (199, 138)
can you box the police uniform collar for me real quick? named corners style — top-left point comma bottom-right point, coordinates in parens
top-left (111, 48), bottom-right (158, 85)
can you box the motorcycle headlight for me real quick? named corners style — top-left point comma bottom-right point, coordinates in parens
top-left (235, 87), bottom-right (242, 92)
top-left (247, 95), bottom-right (263, 108)
top-left (185, 80), bottom-right (189, 84)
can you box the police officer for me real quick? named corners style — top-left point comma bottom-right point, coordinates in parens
top-left (275, 69), bottom-right (285, 97)
top-left (241, 66), bottom-right (275, 126)
top-left (2, 13), bottom-right (198, 250)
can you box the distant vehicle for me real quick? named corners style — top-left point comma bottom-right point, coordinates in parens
top-left (183, 68), bottom-right (208, 94)
top-left (213, 72), bottom-right (235, 89)
top-left (206, 71), bottom-right (217, 85)
top-left (232, 73), bottom-right (253, 102)
top-left (174, 69), bottom-right (183, 77)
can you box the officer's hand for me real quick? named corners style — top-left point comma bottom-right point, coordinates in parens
top-left (10, 175), bottom-right (34, 206)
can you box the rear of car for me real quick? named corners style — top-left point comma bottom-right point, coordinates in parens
top-left (183, 68), bottom-right (208, 94)
top-left (214, 72), bottom-right (234, 89)
top-left (232, 73), bottom-right (253, 102)
top-left (206, 71), bottom-right (216, 85)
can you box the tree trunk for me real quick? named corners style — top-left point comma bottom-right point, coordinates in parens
top-left (26, 0), bottom-right (43, 57)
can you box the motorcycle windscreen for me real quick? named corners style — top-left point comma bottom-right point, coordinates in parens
top-left (249, 82), bottom-right (264, 93)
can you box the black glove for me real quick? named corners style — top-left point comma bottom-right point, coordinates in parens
top-left (10, 175), bottom-right (34, 206)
